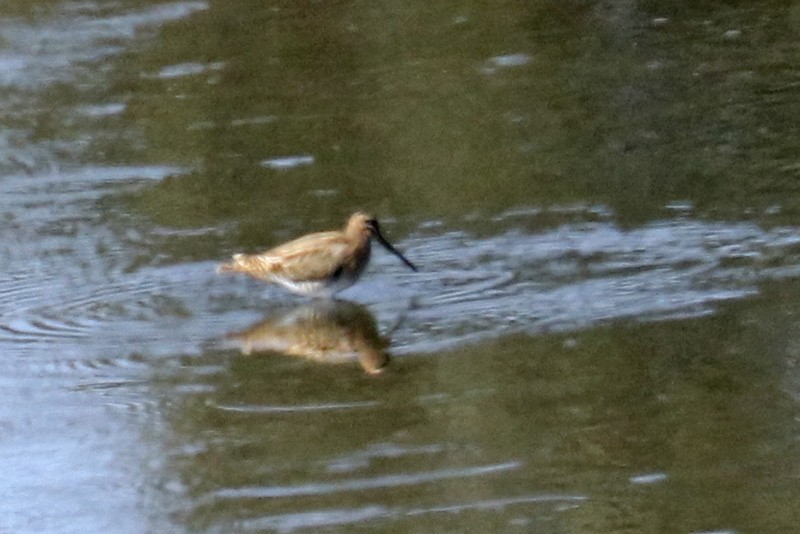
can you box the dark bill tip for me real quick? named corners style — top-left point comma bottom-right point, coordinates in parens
top-left (375, 232), bottom-right (418, 272)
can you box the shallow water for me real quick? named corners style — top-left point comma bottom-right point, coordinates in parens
top-left (2, 1), bottom-right (800, 532)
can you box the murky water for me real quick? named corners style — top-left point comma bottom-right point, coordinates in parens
top-left (2, 1), bottom-right (800, 532)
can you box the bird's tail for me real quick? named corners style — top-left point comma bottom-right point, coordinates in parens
top-left (217, 253), bottom-right (248, 275)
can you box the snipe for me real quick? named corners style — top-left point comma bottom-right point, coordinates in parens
top-left (218, 212), bottom-right (417, 297)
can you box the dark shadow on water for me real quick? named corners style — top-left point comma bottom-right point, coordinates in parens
top-left (224, 299), bottom-right (391, 375)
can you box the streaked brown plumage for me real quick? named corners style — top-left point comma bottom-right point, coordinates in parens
top-left (218, 212), bottom-right (417, 297)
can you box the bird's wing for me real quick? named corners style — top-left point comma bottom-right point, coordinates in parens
top-left (260, 232), bottom-right (353, 281)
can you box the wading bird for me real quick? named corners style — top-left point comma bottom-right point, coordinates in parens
top-left (218, 212), bottom-right (417, 298)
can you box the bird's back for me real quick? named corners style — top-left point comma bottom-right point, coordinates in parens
top-left (218, 230), bottom-right (367, 284)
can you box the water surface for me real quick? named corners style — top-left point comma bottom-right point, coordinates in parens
top-left (2, 1), bottom-right (800, 532)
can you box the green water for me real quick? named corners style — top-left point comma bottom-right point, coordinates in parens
top-left (1, 1), bottom-right (800, 532)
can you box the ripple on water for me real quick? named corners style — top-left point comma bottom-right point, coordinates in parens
top-left (6, 199), bottom-right (800, 364)
top-left (0, 260), bottom-right (214, 380)
top-left (325, 442), bottom-right (446, 474)
top-left (0, 3), bottom-right (208, 91)
top-left (212, 400), bottom-right (381, 414)
top-left (235, 493), bottom-right (588, 532)
top-left (369, 215), bottom-right (800, 353)
top-left (204, 461), bottom-right (522, 501)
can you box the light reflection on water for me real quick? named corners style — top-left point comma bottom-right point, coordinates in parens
top-left (236, 494), bottom-right (588, 532)
top-left (4, 204), bottom-right (799, 358)
top-left (0, 2), bottom-right (207, 91)
top-left (206, 461), bottom-right (523, 500)
top-left (5, 203), bottom-right (800, 531)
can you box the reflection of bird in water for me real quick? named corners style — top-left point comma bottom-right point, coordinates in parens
top-left (225, 300), bottom-right (390, 374)
top-left (217, 212), bottom-right (417, 298)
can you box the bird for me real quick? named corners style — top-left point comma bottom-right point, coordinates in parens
top-left (218, 212), bottom-right (417, 298)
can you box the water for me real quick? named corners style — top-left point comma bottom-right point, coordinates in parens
top-left (2, 1), bottom-right (800, 532)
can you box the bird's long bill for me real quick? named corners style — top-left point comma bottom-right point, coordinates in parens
top-left (375, 231), bottom-right (418, 271)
